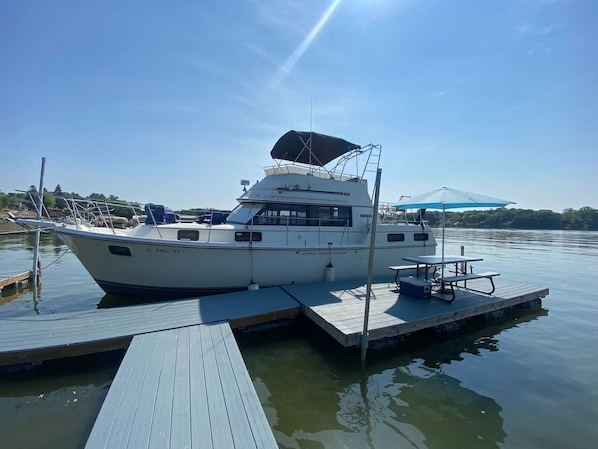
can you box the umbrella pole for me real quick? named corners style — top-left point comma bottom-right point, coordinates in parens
top-left (441, 205), bottom-right (446, 278)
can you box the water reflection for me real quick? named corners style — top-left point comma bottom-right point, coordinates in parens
top-left (336, 365), bottom-right (505, 449)
top-left (241, 306), bottom-right (545, 449)
top-left (0, 352), bottom-right (123, 449)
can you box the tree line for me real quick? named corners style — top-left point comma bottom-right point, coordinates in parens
top-left (1, 185), bottom-right (597, 231)
top-left (0, 185), bottom-right (218, 220)
top-left (422, 207), bottom-right (598, 231)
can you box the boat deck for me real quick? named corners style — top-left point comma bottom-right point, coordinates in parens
top-left (84, 322), bottom-right (277, 449)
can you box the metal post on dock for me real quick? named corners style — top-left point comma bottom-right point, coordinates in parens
top-left (31, 157), bottom-right (46, 285)
top-left (361, 168), bottom-right (382, 365)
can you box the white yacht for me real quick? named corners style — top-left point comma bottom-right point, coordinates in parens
top-left (52, 131), bottom-right (437, 297)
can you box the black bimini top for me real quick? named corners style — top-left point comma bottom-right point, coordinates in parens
top-left (270, 130), bottom-right (361, 167)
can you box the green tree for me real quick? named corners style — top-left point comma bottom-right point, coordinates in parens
top-left (88, 192), bottom-right (106, 201)
top-left (42, 189), bottom-right (56, 209)
top-left (534, 210), bottom-right (561, 229)
top-left (576, 206), bottom-right (598, 231)
top-left (53, 184), bottom-right (67, 209)
top-left (562, 208), bottom-right (581, 229)
top-left (0, 192), bottom-right (8, 210)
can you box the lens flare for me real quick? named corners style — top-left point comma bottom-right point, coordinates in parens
top-left (270, 0), bottom-right (343, 88)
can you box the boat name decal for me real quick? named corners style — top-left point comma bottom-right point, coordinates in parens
top-left (146, 248), bottom-right (187, 254)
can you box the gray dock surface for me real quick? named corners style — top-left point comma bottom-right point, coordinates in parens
top-left (283, 279), bottom-right (549, 347)
top-left (0, 287), bottom-right (300, 366)
top-left (0, 277), bottom-right (548, 448)
top-left (85, 322), bottom-right (277, 449)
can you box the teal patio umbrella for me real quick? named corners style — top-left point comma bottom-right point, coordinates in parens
top-left (393, 186), bottom-right (514, 276)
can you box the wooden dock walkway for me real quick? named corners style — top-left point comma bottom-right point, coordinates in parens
top-left (0, 271), bottom-right (31, 292)
top-left (282, 278), bottom-right (549, 347)
top-left (0, 287), bottom-right (300, 367)
top-left (85, 322), bottom-right (277, 449)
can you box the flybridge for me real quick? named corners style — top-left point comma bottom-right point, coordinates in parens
top-left (270, 130), bottom-right (362, 166)
top-left (268, 130), bottom-right (381, 182)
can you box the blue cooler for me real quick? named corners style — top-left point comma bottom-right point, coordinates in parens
top-left (399, 277), bottom-right (432, 299)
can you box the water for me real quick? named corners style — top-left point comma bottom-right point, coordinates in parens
top-left (1, 229), bottom-right (597, 448)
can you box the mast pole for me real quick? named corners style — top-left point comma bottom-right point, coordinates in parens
top-left (31, 157), bottom-right (46, 284)
top-left (361, 168), bottom-right (382, 364)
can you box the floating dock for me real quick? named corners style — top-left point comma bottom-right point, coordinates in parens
top-left (0, 278), bottom-right (548, 448)
top-left (283, 279), bottom-right (548, 348)
top-left (0, 278), bottom-right (549, 365)
top-left (85, 323), bottom-right (277, 449)
top-left (0, 287), bottom-right (299, 367)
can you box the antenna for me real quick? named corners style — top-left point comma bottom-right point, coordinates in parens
top-left (309, 98), bottom-right (313, 169)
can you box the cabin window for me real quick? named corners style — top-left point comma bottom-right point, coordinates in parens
top-left (253, 204), bottom-right (308, 226)
top-left (178, 230), bottom-right (199, 241)
top-left (414, 233), bottom-right (429, 241)
top-left (387, 233), bottom-right (405, 242)
top-left (235, 231), bottom-right (263, 242)
top-left (226, 203), bottom-right (263, 225)
top-left (308, 206), bottom-right (352, 227)
top-left (108, 245), bottom-right (132, 256)
top-left (251, 204), bottom-right (352, 227)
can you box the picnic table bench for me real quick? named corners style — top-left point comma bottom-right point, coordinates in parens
top-left (388, 264), bottom-right (439, 288)
top-left (435, 271), bottom-right (500, 302)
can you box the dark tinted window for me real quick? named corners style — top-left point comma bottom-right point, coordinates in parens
top-left (108, 245), bottom-right (132, 256)
top-left (235, 231), bottom-right (263, 242)
top-left (387, 233), bottom-right (405, 242)
top-left (252, 204), bottom-right (351, 226)
top-left (307, 206), bottom-right (352, 226)
top-left (414, 233), bottom-right (429, 241)
top-left (178, 230), bottom-right (199, 241)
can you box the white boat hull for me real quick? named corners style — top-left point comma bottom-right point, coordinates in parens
top-left (57, 227), bottom-right (435, 297)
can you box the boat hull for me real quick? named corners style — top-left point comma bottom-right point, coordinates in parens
top-left (56, 227), bottom-right (435, 297)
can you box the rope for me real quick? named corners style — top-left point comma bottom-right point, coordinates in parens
top-left (0, 248), bottom-right (70, 278)
top-left (40, 248), bottom-right (71, 270)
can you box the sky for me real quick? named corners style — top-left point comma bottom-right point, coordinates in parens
top-left (1, 0), bottom-right (596, 213)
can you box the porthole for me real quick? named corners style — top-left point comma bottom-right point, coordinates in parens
top-left (108, 245), bottom-right (132, 256)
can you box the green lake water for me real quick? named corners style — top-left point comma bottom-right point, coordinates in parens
top-left (0, 228), bottom-right (596, 449)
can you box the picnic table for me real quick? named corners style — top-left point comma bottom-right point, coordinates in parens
top-left (401, 255), bottom-right (500, 302)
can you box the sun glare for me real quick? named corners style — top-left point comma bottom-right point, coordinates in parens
top-left (270, 0), bottom-right (343, 88)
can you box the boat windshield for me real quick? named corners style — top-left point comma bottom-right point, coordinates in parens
top-left (226, 203), bottom-right (264, 225)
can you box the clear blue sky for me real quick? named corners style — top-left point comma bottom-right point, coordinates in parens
top-left (1, 0), bottom-right (596, 212)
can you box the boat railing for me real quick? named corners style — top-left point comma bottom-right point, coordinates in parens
top-left (328, 143), bottom-right (382, 183)
top-left (13, 190), bottom-right (55, 227)
top-left (62, 198), bottom-right (145, 234)
top-left (264, 143), bottom-right (382, 183)
top-left (263, 164), bottom-right (356, 181)
top-left (143, 205), bottom-right (165, 239)
top-left (377, 203), bottom-right (428, 225)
